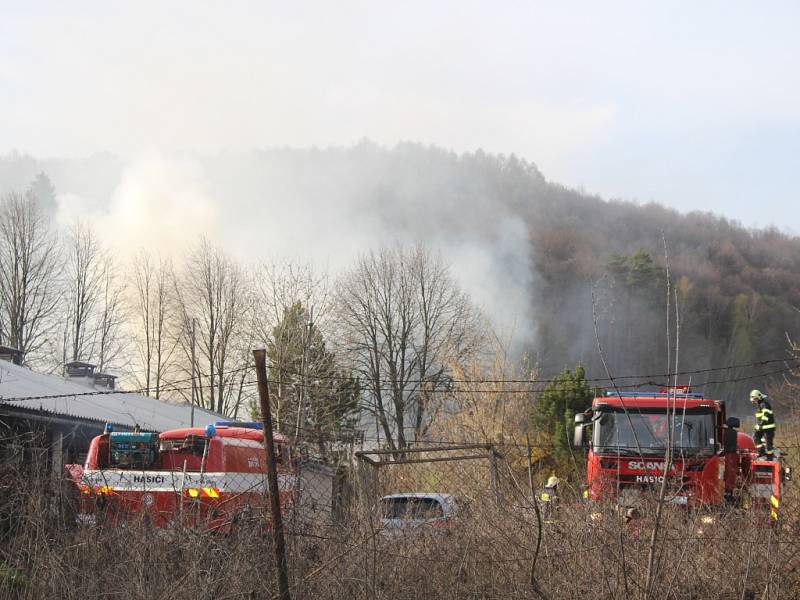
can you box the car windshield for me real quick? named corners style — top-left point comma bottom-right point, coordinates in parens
top-left (381, 497), bottom-right (445, 520)
top-left (593, 409), bottom-right (716, 456)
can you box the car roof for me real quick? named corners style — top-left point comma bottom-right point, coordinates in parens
top-left (380, 493), bottom-right (455, 502)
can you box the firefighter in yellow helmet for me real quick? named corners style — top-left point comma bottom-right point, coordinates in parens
top-left (750, 389), bottom-right (776, 460)
top-left (539, 474), bottom-right (560, 521)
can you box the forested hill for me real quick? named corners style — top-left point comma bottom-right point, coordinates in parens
top-left (2, 143), bottom-right (798, 410)
top-left (526, 182), bottom-right (800, 408)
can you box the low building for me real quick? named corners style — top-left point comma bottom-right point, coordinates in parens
top-left (0, 358), bottom-right (223, 471)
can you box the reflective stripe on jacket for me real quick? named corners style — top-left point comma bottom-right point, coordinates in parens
top-left (754, 400), bottom-right (776, 431)
top-left (539, 486), bottom-right (557, 503)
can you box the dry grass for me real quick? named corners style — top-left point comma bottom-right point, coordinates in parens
top-left (2, 444), bottom-right (800, 600)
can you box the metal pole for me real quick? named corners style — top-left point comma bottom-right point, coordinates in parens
top-left (190, 318), bottom-right (196, 427)
top-left (254, 349), bottom-right (291, 600)
top-left (294, 307), bottom-right (313, 440)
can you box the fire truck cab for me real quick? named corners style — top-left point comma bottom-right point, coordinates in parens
top-left (573, 388), bottom-right (787, 520)
top-left (74, 422), bottom-right (296, 531)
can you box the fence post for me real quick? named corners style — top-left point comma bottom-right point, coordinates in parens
top-left (254, 349), bottom-right (291, 600)
top-left (355, 455), bottom-right (379, 519)
top-left (332, 465), bottom-right (350, 524)
top-left (489, 447), bottom-right (498, 503)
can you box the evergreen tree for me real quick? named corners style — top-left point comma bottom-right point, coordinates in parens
top-left (265, 301), bottom-right (360, 462)
top-left (531, 365), bottom-right (595, 464)
top-left (26, 172), bottom-right (57, 214)
top-left (604, 250), bottom-right (668, 375)
top-left (607, 250), bottom-right (665, 300)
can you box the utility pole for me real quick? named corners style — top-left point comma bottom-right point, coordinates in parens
top-left (190, 318), bottom-right (196, 427)
top-left (254, 349), bottom-right (291, 600)
top-left (294, 307), bottom-right (313, 440)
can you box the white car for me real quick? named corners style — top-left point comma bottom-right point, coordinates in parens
top-left (379, 493), bottom-right (461, 534)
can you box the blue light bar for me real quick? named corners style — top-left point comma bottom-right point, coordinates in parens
top-left (214, 421), bottom-right (264, 430)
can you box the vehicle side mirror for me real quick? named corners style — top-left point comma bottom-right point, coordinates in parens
top-left (574, 413), bottom-right (586, 424)
top-left (573, 423), bottom-right (585, 449)
top-left (726, 417), bottom-right (740, 429)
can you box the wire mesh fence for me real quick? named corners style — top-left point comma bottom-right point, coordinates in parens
top-left (2, 429), bottom-right (800, 599)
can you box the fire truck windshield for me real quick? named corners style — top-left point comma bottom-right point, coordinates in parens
top-left (593, 409), bottom-right (716, 456)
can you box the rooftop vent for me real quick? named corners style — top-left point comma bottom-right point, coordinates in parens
top-left (65, 361), bottom-right (96, 379)
top-left (93, 373), bottom-right (117, 390)
top-left (0, 345), bottom-right (23, 366)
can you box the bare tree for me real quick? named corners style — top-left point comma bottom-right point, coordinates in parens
top-left (336, 244), bottom-right (483, 451)
top-left (0, 192), bottom-right (61, 362)
top-left (58, 221), bottom-right (130, 374)
top-left (91, 255), bottom-right (128, 374)
top-left (429, 332), bottom-right (535, 449)
top-left (175, 238), bottom-right (251, 415)
top-left (64, 220), bottom-right (105, 363)
top-left (130, 252), bottom-right (178, 398)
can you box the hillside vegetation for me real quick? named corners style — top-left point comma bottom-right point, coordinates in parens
top-left (1, 144), bottom-right (798, 412)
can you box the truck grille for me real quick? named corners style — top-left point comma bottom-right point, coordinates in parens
top-left (614, 474), bottom-right (693, 492)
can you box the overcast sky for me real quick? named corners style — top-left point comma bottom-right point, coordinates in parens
top-left (2, 1), bottom-right (799, 232)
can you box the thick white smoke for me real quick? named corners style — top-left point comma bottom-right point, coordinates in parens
top-left (52, 146), bottom-right (537, 350)
top-left (99, 154), bottom-right (220, 257)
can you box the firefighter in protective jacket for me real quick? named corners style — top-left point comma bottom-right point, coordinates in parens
top-left (750, 389), bottom-right (776, 460)
top-left (539, 475), bottom-right (560, 521)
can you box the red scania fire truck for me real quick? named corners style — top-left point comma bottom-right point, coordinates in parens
top-left (72, 422), bottom-right (297, 531)
top-left (573, 388), bottom-right (788, 521)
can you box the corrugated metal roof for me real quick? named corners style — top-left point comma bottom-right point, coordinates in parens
top-left (0, 361), bottom-right (224, 432)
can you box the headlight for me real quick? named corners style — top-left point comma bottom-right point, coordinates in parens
top-left (700, 515), bottom-right (714, 525)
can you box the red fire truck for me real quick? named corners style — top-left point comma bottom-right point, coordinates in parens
top-left (72, 422), bottom-right (297, 532)
top-left (573, 388), bottom-right (788, 521)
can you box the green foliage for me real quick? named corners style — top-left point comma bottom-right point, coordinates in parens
top-left (532, 365), bottom-right (596, 464)
top-left (263, 302), bottom-right (360, 462)
top-left (607, 250), bottom-right (666, 300)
